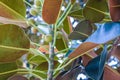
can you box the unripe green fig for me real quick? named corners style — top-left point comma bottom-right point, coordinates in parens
top-left (56, 31), bottom-right (63, 39)
top-left (44, 34), bottom-right (52, 42)
top-left (34, 0), bottom-right (41, 7)
top-left (30, 8), bottom-right (38, 16)
top-left (27, 18), bottom-right (36, 26)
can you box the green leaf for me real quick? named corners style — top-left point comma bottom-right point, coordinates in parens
top-left (34, 64), bottom-right (47, 79)
top-left (71, 3), bottom-right (81, 11)
top-left (0, 24), bottom-right (30, 62)
top-left (0, 62), bottom-right (18, 80)
top-left (69, 20), bottom-right (93, 40)
top-left (63, 17), bottom-right (72, 34)
top-left (36, 61), bottom-right (59, 71)
top-left (34, 61), bottom-right (59, 79)
top-left (27, 53), bottom-right (58, 65)
top-left (0, 0), bottom-right (27, 27)
top-left (27, 54), bottom-right (47, 65)
top-left (56, 29), bottom-right (68, 52)
top-left (56, 37), bottom-right (68, 52)
top-left (83, 0), bottom-right (108, 22)
top-left (69, 9), bottom-right (84, 19)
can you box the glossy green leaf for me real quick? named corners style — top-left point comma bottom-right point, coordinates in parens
top-left (34, 62), bottom-right (48, 79)
top-left (83, 0), bottom-right (108, 22)
top-left (69, 20), bottom-right (93, 40)
top-left (16, 60), bottom-right (23, 67)
top-left (68, 9), bottom-right (84, 19)
top-left (85, 45), bottom-right (107, 80)
top-left (36, 61), bottom-right (59, 71)
top-left (0, 24), bottom-right (30, 62)
top-left (56, 29), bottom-right (68, 51)
top-left (71, 3), bottom-right (81, 11)
top-left (27, 54), bottom-right (58, 65)
top-left (28, 54), bottom-right (47, 65)
top-left (56, 38), bottom-right (68, 51)
top-left (0, 62), bottom-right (18, 80)
top-left (63, 17), bottom-right (72, 34)
top-left (0, 0), bottom-right (27, 27)
top-left (34, 61), bottom-right (59, 79)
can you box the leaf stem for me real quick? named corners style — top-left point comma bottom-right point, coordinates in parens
top-left (23, 0), bottom-right (33, 7)
top-left (54, 45), bottom-right (100, 73)
top-left (0, 45), bottom-right (29, 51)
top-left (86, 6), bottom-right (110, 16)
top-left (56, 48), bottom-right (70, 54)
top-left (30, 41), bottom-right (41, 47)
top-left (0, 69), bottom-right (19, 75)
top-left (52, 24), bottom-right (57, 47)
top-left (52, 2), bottom-right (73, 47)
top-left (0, 68), bottom-right (46, 76)
top-left (27, 20), bottom-right (46, 34)
top-left (56, 2), bottom-right (73, 28)
top-left (53, 58), bottom-right (68, 75)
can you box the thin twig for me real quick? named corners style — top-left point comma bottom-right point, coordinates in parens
top-left (47, 25), bottom-right (55, 80)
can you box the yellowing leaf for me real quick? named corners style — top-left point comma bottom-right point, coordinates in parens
top-left (0, 0), bottom-right (27, 28)
top-left (0, 17), bottom-right (27, 28)
top-left (0, 24), bottom-right (30, 62)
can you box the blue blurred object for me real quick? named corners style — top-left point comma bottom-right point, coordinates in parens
top-left (86, 22), bottom-right (120, 44)
top-left (85, 45), bottom-right (107, 80)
